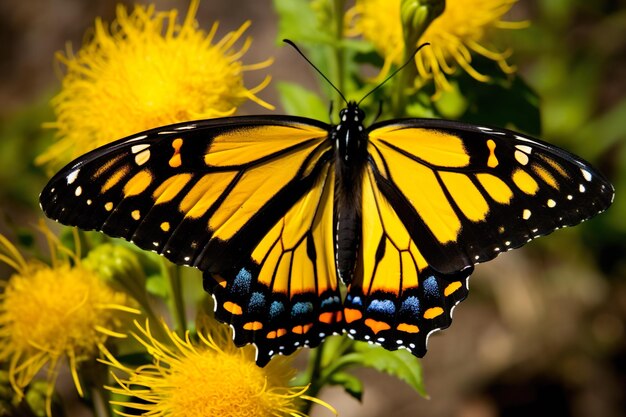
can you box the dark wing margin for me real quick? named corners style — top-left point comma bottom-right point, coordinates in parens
top-left (366, 119), bottom-right (614, 274)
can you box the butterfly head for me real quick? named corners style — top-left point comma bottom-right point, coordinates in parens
top-left (334, 102), bottom-right (367, 163)
top-left (338, 102), bottom-right (365, 128)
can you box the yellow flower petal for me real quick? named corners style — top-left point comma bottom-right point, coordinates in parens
top-left (38, 0), bottom-right (273, 171)
top-left (101, 319), bottom-right (334, 417)
top-left (0, 226), bottom-right (138, 417)
top-left (348, 0), bottom-right (527, 97)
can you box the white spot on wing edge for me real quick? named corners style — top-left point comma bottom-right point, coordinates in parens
top-left (66, 169), bottom-right (80, 185)
top-left (125, 134), bottom-right (148, 143)
top-left (515, 150), bottom-right (529, 165)
top-left (515, 144), bottom-right (533, 154)
top-left (581, 168), bottom-right (592, 182)
top-left (175, 124), bottom-right (197, 130)
top-left (131, 143), bottom-right (150, 154)
top-left (135, 149), bottom-right (151, 166)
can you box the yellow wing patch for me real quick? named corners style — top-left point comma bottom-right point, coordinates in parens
top-left (251, 166), bottom-right (337, 297)
top-left (371, 140), bottom-right (462, 244)
top-left (204, 124), bottom-right (327, 167)
top-left (360, 168), bottom-right (428, 294)
top-left (371, 126), bottom-right (470, 168)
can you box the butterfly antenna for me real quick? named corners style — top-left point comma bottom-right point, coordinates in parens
top-left (283, 39), bottom-right (348, 105)
top-left (357, 42), bottom-right (430, 106)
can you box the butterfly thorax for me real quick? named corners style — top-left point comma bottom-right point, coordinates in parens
top-left (332, 102), bottom-right (368, 284)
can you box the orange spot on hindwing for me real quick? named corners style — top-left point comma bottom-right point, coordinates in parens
top-left (344, 308), bottom-right (363, 323)
top-left (223, 301), bottom-right (242, 315)
top-left (364, 318), bottom-right (391, 334)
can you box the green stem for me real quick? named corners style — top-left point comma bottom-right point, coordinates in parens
top-left (162, 260), bottom-right (187, 334)
top-left (301, 340), bottom-right (326, 415)
top-left (91, 385), bottom-right (112, 417)
top-left (391, 0), bottom-right (445, 116)
top-left (332, 0), bottom-right (346, 99)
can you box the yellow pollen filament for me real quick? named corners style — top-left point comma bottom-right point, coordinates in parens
top-left (98, 316), bottom-right (334, 417)
top-left (344, 308), bottom-right (363, 323)
top-left (0, 227), bottom-right (138, 417)
top-left (364, 318), bottom-right (391, 334)
top-left (487, 139), bottom-right (498, 168)
top-left (444, 281), bottom-right (463, 296)
top-left (223, 301), bottom-right (242, 315)
top-left (36, 1), bottom-right (274, 171)
top-left (131, 210), bottom-right (141, 220)
top-left (397, 323), bottom-right (420, 333)
top-left (424, 307), bottom-right (444, 319)
top-left (160, 222), bottom-right (170, 232)
top-left (243, 321), bottom-right (263, 331)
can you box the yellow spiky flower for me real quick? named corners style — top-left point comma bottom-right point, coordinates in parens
top-left (347, 0), bottom-right (527, 96)
top-left (38, 0), bottom-right (273, 170)
top-left (0, 225), bottom-right (139, 416)
top-left (101, 318), bottom-right (335, 417)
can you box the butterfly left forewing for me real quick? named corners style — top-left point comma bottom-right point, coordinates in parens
top-left (40, 117), bottom-right (331, 270)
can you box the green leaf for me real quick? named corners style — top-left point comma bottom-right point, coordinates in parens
top-left (273, 0), bottom-right (333, 45)
top-left (350, 342), bottom-right (427, 397)
top-left (453, 57), bottom-right (541, 135)
top-left (328, 371), bottom-right (364, 401)
top-left (326, 342), bottom-right (426, 397)
top-left (146, 273), bottom-right (168, 298)
top-left (276, 81), bottom-right (329, 120)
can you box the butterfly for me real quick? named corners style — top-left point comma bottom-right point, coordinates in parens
top-left (39, 43), bottom-right (614, 366)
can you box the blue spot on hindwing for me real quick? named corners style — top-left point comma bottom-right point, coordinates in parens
top-left (346, 294), bottom-right (363, 306)
top-left (399, 296), bottom-right (420, 316)
top-left (367, 299), bottom-right (396, 315)
top-left (232, 268), bottom-right (252, 294)
top-left (321, 296), bottom-right (340, 308)
top-left (248, 292), bottom-right (266, 312)
top-left (291, 301), bottom-right (314, 317)
top-left (269, 301), bottom-right (285, 319)
top-left (423, 276), bottom-right (440, 298)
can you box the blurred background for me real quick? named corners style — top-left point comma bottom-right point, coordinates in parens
top-left (0, 1), bottom-right (625, 416)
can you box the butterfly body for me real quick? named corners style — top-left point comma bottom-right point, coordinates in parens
top-left (40, 104), bottom-right (613, 366)
top-left (332, 102), bottom-right (368, 284)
